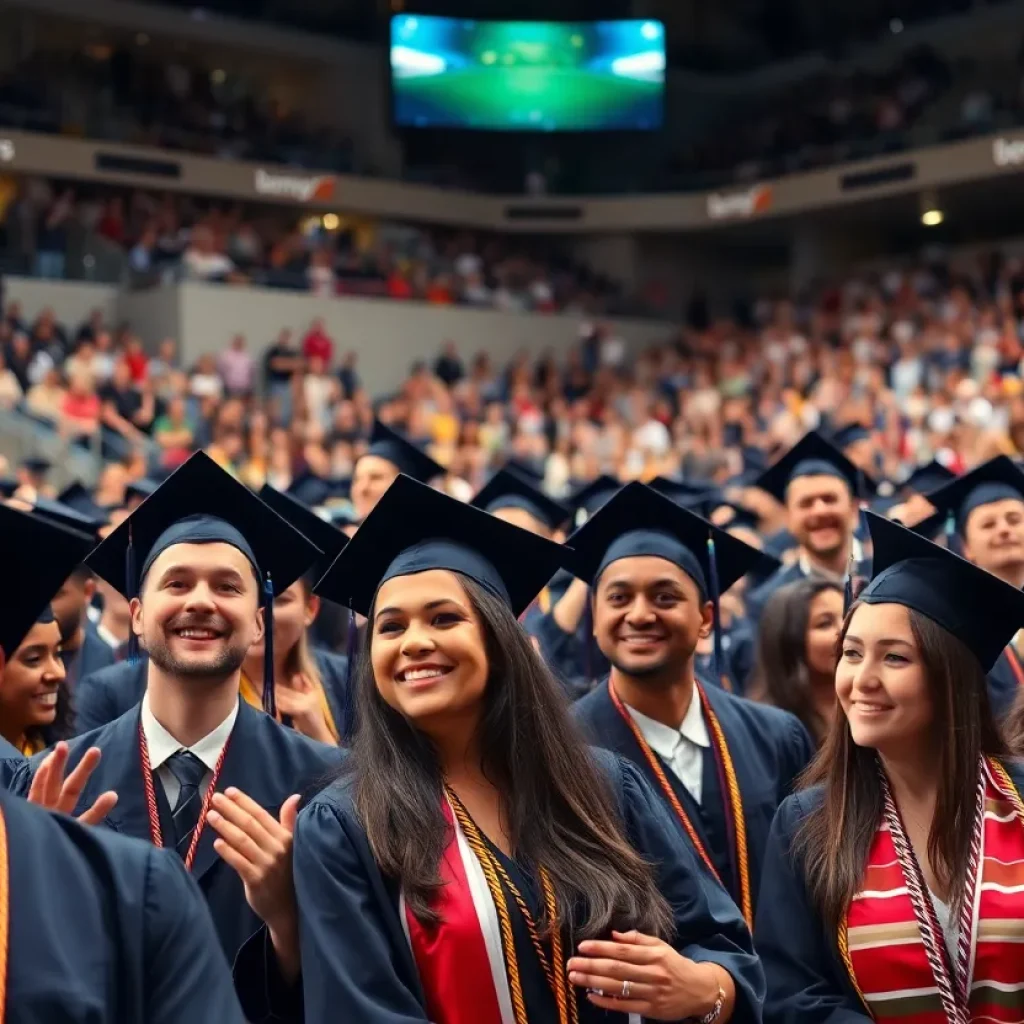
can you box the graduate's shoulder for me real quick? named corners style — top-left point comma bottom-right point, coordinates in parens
top-left (772, 784), bottom-right (825, 842)
top-left (706, 686), bottom-right (810, 744)
top-left (245, 705), bottom-right (346, 775)
top-left (570, 679), bottom-right (611, 722)
top-left (77, 657), bottom-right (145, 693)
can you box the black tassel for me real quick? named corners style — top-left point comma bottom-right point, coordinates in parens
top-left (843, 549), bottom-right (855, 615)
top-left (341, 607), bottom-right (359, 742)
top-left (707, 533), bottom-right (724, 687)
top-left (263, 572), bottom-right (276, 718)
top-left (126, 520), bottom-right (140, 663)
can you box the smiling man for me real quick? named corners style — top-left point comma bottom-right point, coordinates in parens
top-left (744, 431), bottom-right (872, 625)
top-left (570, 483), bottom-right (814, 924)
top-left (921, 455), bottom-right (1024, 718)
top-left (11, 452), bottom-right (343, 1022)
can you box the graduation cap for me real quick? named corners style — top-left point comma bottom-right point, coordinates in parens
top-left (503, 458), bottom-right (546, 487)
top-left (87, 452), bottom-right (321, 715)
top-left (58, 482), bottom-right (107, 522)
top-left (649, 476), bottom-right (719, 506)
top-left (125, 478), bottom-right (159, 505)
top-left (362, 420), bottom-right (444, 483)
top-left (21, 457), bottom-right (51, 478)
top-left (921, 455), bottom-right (1024, 538)
top-left (565, 482), bottom-right (778, 684)
top-left (714, 502), bottom-right (761, 533)
top-left (568, 475), bottom-right (621, 525)
top-left (860, 511), bottom-right (1024, 672)
top-left (316, 474), bottom-right (566, 620)
top-left (755, 430), bottom-right (876, 502)
top-left (902, 460), bottom-right (956, 496)
top-left (471, 468), bottom-right (569, 533)
top-left (32, 497), bottom-right (105, 538)
top-left (259, 484), bottom-right (348, 578)
top-left (286, 471), bottom-right (349, 509)
top-left (831, 423), bottom-right (871, 451)
top-left (0, 504), bottom-right (95, 658)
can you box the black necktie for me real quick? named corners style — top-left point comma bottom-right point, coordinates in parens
top-left (166, 750), bottom-right (208, 859)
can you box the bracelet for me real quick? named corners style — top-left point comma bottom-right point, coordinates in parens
top-left (697, 981), bottom-right (725, 1024)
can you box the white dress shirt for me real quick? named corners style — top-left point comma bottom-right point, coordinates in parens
top-left (141, 693), bottom-right (238, 807)
top-left (626, 690), bottom-right (710, 804)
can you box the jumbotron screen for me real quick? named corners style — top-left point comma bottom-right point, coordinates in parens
top-left (390, 16), bottom-right (665, 132)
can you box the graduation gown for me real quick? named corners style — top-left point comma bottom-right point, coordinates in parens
top-left (573, 680), bottom-right (815, 911)
top-left (72, 649), bottom-right (349, 737)
top-left (985, 646), bottom-right (1022, 721)
top-left (62, 619), bottom-right (117, 689)
top-left (0, 734), bottom-right (24, 788)
top-left (12, 699), bottom-right (344, 1021)
top-left (294, 748), bottom-right (765, 1023)
top-left (3, 786), bottom-right (245, 1023)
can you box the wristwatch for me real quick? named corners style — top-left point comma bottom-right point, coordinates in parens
top-left (696, 981), bottom-right (725, 1024)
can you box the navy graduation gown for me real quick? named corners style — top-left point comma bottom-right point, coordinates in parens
top-left (573, 680), bottom-right (815, 910)
top-left (293, 749), bottom-right (765, 1023)
top-left (755, 762), bottom-right (1024, 1023)
top-left (72, 649), bottom-right (349, 737)
top-left (985, 647), bottom-right (1021, 721)
top-left (744, 562), bottom-right (807, 627)
top-left (62, 620), bottom-right (117, 689)
top-left (0, 735), bottom-right (24, 788)
top-left (13, 699), bottom-right (343, 1021)
top-left (3, 787), bottom-right (245, 1023)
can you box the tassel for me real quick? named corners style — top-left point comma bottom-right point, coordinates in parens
top-left (341, 607), bottom-right (359, 742)
top-left (263, 572), bottom-right (276, 718)
top-left (125, 520), bottom-right (140, 663)
top-left (945, 509), bottom-right (956, 544)
top-left (707, 533), bottom-right (724, 688)
top-left (843, 549), bottom-right (855, 615)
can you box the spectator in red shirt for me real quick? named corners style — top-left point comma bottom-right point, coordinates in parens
top-left (123, 335), bottom-right (149, 384)
top-left (302, 318), bottom-right (334, 367)
top-left (97, 197), bottom-right (126, 247)
top-left (60, 375), bottom-right (101, 440)
top-left (387, 270), bottom-right (413, 300)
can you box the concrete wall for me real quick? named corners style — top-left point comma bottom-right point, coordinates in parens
top-left (3, 278), bottom-right (677, 396)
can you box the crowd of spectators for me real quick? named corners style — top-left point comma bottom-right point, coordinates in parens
top-left (0, 178), bottom-right (637, 315)
top-left (7, 246), bottom-right (1024, 508)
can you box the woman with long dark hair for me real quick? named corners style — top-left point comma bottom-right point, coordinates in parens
top-left (300, 475), bottom-right (763, 1024)
top-left (755, 512), bottom-right (1024, 1022)
top-left (747, 577), bottom-right (844, 745)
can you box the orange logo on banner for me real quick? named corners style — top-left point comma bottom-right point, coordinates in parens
top-left (706, 183), bottom-right (774, 220)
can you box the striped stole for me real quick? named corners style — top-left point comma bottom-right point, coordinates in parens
top-left (844, 760), bottom-right (1024, 1023)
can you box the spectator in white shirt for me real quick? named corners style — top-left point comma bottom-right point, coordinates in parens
top-left (189, 354), bottom-right (224, 400)
top-left (217, 334), bottom-right (255, 397)
top-left (183, 225), bottom-right (236, 282)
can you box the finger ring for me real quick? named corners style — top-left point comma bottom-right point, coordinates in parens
top-left (621, 980), bottom-right (631, 999)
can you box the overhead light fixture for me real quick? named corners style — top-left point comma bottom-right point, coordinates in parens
top-left (322, 213), bottom-right (340, 231)
top-left (921, 208), bottom-right (944, 227)
top-left (919, 189), bottom-right (944, 227)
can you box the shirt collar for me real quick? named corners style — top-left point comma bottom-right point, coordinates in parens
top-left (140, 693), bottom-right (239, 772)
top-left (798, 534), bottom-right (863, 582)
top-left (625, 685), bottom-right (710, 762)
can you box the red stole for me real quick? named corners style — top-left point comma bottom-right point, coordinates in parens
top-left (842, 759), bottom-right (1024, 1024)
top-left (404, 801), bottom-right (509, 1024)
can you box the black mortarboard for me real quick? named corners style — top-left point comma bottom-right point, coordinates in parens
top-left (714, 502), bottom-right (761, 532)
top-left (568, 475), bottom-right (621, 524)
top-left (286, 471), bottom-right (350, 509)
top-left (902, 459), bottom-right (956, 496)
top-left (0, 504), bottom-right (95, 657)
top-left (755, 430), bottom-right (876, 502)
top-left (471, 468), bottom-right (569, 533)
top-left (566, 482), bottom-right (777, 684)
top-left (832, 423), bottom-right (871, 451)
top-left (32, 497), bottom-right (105, 537)
top-left (363, 420), bottom-right (444, 483)
top-left (58, 482), bottom-right (107, 522)
top-left (649, 476), bottom-right (719, 508)
top-left (259, 485), bottom-right (348, 578)
top-left (21, 457), bottom-right (51, 477)
top-left (315, 474), bottom-right (565, 619)
top-left (125, 478), bottom-right (159, 504)
top-left (503, 458), bottom-right (545, 487)
top-left (910, 510), bottom-right (949, 544)
top-left (87, 452), bottom-right (321, 714)
top-left (860, 511), bottom-right (1024, 671)
top-left (921, 456), bottom-right (1024, 537)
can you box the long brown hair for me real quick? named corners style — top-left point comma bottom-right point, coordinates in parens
top-left (748, 577), bottom-right (842, 744)
top-left (348, 575), bottom-right (673, 939)
top-left (794, 603), bottom-right (1008, 932)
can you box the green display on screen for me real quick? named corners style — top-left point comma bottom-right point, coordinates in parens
top-left (391, 16), bottom-right (665, 131)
